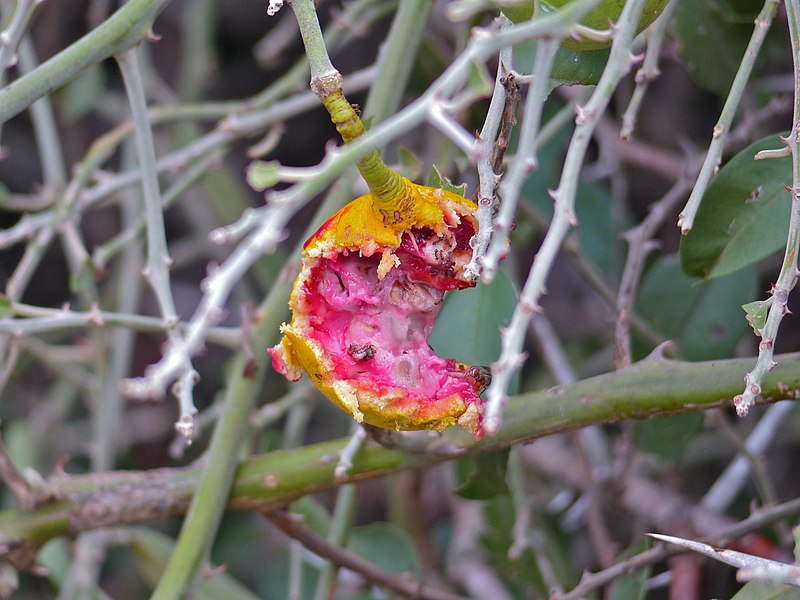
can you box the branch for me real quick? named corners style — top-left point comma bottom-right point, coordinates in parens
top-left (1, 353), bottom-right (799, 566)
top-left (267, 510), bottom-right (470, 600)
top-left (484, 0), bottom-right (649, 433)
top-left (558, 497), bottom-right (800, 600)
top-left (0, 0), bottom-right (172, 125)
top-left (677, 0), bottom-right (781, 234)
top-left (734, 0), bottom-right (800, 416)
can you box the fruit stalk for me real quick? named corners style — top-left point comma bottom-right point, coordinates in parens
top-left (290, 0), bottom-right (406, 208)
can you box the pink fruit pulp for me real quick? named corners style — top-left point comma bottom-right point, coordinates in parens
top-left (270, 224), bottom-right (486, 438)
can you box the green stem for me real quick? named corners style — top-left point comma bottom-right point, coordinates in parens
top-left (2, 353), bottom-right (799, 561)
top-left (0, 0), bottom-right (172, 125)
top-left (290, 0), bottom-right (407, 208)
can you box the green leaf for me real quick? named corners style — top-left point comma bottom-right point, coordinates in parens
top-left (57, 65), bottom-right (106, 121)
top-left (680, 134), bottom-right (791, 279)
top-left (794, 525), bottom-right (800, 564)
top-left (455, 449), bottom-right (510, 499)
top-left (429, 268), bottom-right (517, 367)
top-left (346, 523), bottom-right (422, 578)
top-left (515, 40), bottom-right (608, 88)
top-left (550, 47), bottom-right (609, 87)
top-left (246, 160), bottom-right (281, 192)
top-left (743, 300), bottom-right (769, 335)
top-left (634, 255), bottom-right (756, 462)
top-left (492, 0), bottom-right (535, 22)
top-left (467, 58), bottom-right (494, 100)
top-left (634, 412), bottom-right (704, 463)
top-left (69, 259), bottom-right (96, 295)
top-left (427, 165), bottom-right (468, 197)
top-left (0, 294), bottom-right (12, 318)
top-left (638, 255), bottom-right (757, 361)
top-left (675, 0), bottom-right (762, 95)
top-left (730, 581), bottom-right (800, 600)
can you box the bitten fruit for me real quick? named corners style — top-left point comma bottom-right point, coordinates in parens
top-left (269, 180), bottom-right (486, 440)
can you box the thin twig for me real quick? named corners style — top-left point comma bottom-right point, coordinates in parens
top-left (313, 483), bottom-right (357, 600)
top-left (465, 33), bottom-right (513, 281)
top-left (0, 300), bottom-right (240, 348)
top-left (0, 0), bottom-right (41, 76)
top-left (480, 37), bottom-right (560, 282)
top-left (115, 47), bottom-right (198, 436)
top-left (702, 401), bottom-right (797, 512)
top-left (268, 510), bottom-right (472, 600)
top-left (734, 0), bottom-right (800, 416)
top-left (484, 0), bottom-right (648, 433)
top-left (620, 0), bottom-right (679, 140)
top-left (677, 0), bottom-right (781, 234)
top-left (614, 175), bottom-right (694, 368)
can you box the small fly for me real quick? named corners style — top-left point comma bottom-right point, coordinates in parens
top-left (452, 364), bottom-right (492, 395)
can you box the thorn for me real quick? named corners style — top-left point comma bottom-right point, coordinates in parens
top-left (88, 303), bottom-right (105, 326)
top-left (644, 340), bottom-right (675, 361)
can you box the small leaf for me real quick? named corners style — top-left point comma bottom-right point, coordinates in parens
top-left (743, 300), bottom-right (769, 335)
top-left (492, 0), bottom-right (534, 22)
top-left (0, 294), bottom-right (12, 318)
top-left (467, 58), bottom-right (494, 99)
top-left (680, 134), bottom-right (791, 279)
top-left (427, 165), bottom-right (468, 197)
top-left (69, 259), bottom-right (96, 295)
top-left (730, 581), bottom-right (800, 600)
top-left (515, 41), bottom-right (608, 88)
top-left (246, 160), bottom-right (281, 191)
top-left (794, 525), bottom-right (799, 564)
top-left (455, 449), bottom-right (510, 499)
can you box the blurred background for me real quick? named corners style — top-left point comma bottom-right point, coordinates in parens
top-left (1, 0), bottom-right (799, 598)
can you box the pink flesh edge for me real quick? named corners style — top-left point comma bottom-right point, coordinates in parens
top-left (299, 227), bottom-right (483, 423)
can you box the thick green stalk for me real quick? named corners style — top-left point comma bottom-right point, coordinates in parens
top-left (0, 0), bottom-right (172, 125)
top-left (1, 353), bottom-right (799, 564)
